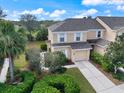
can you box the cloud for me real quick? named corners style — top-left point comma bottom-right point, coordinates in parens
top-left (117, 5), bottom-right (124, 11)
top-left (73, 9), bottom-right (98, 18)
top-left (104, 10), bottom-right (111, 13)
top-left (82, 0), bottom-right (124, 6)
top-left (20, 8), bottom-right (49, 15)
top-left (6, 8), bottom-right (50, 21)
top-left (49, 10), bottom-right (66, 17)
top-left (107, 14), bottom-right (111, 16)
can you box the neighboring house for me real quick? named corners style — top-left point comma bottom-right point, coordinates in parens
top-left (47, 16), bottom-right (124, 62)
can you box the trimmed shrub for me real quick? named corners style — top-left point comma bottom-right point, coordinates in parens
top-left (40, 43), bottom-right (47, 51)
top-left (32, 74), bottom-right (80, 93)
top-left (112, 71), bottom-right (124, 81)
top-left (0, 71), bottom-right (35, 93)
top-left (45, 51), bottom-right (67, 73)
top-left (91, 51), bottom-right (110, 71)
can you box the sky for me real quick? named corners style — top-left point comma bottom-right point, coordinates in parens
top-left (1, 0), bottom-right (124, 21)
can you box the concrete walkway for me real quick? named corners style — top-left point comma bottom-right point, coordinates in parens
top-left (75, 61), bottom-right (124, 93)
top-left (64, 64), bottom-right (76, 68)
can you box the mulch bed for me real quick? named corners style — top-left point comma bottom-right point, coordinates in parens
top-left (90, 60), bottom-right (124, 85)
top-left (64, 60), bottom-right (75, 65)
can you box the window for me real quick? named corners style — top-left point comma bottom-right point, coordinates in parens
top-left (58, 33), bottom-right (65, 43)
top-left (96, 31), bottom-right (102, 38)
top-left (75, 32), bottom-right (81, 41)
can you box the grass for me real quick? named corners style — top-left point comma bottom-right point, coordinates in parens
top-left (65, 68), bottom-right (96, 93)
top-left (26, 41), bottom-right (42, 50)
top-left (14, 54), bottom-right (28, 70)
top-left (14, 41), bottom-right (44, 70)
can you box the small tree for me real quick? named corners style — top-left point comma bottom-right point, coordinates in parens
top-left (45, 51), bottom-right (67, 73)
top-left (106, 34), bottom-right (124, 73)
top-left (26, 48), bottom-right (41, 74)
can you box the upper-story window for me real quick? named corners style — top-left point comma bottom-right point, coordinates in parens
top-left (74, 32), bottom-right (82, 41)
top-left (96, 31), bottom-right (102, 38)
top-left (58, 33), bottom-right (66, 43)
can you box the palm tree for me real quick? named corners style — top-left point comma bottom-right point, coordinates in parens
top-left (0, 21), bottom-right (26, 82)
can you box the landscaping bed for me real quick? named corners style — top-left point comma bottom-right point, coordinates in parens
top-left (0, 71), bottom-right (36, 93)
top-left (91, 61), bottom-right (123, 85)
top-left (32, 74), bottom-right (80, 93)
top-left (91, 51), bottom-right (124, 85)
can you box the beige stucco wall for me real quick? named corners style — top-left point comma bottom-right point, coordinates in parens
top-left (94, 45), bottom-right (106, 55)
top-left (87, 31), bottom-right (96, 39)
top-left (96, 18), bottom-right (116, 41)
top-left (72, 49), bottom-right (90, 61)
top-left (52, 32), bottom-right (87, 44)
top-left (48, 29), bottom-right (53, 43)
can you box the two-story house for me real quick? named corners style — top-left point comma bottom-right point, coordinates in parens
top-left (47, 16), bottom-right (124, 62)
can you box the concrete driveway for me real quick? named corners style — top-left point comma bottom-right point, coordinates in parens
top-left (75, 61), bottom-right (124, 93)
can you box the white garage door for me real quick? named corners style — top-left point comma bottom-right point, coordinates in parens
top-left (73, 50), bottom-right (90, 62)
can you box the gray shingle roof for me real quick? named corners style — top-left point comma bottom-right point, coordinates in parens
top-left (98, 16), bottom-right (124, 30)
top-left (88, 38), bottom-right (111, 47)
top-left (52, 42), bottom-right (92, 49)
top-left (96, 39), bottom-right (110, 47)
top-left (48, 18), bottom-right (104, 32)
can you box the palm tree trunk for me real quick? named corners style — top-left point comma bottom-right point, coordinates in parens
top-left (9, 56), bottom-right (14, 83)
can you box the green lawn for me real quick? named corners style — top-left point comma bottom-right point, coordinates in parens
top-left (14, 41), bottom-right (44, 70)
top-left (65, 68), bottom-right (96, 93)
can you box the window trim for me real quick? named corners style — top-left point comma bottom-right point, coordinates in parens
top-left (58, 32), bottom-right (67, 43)
top-left (96, 30), bottom-right (102, 38)
top-left (74, 32), bottom-right (82, 42)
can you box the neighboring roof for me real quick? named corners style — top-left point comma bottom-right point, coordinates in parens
top-left (88, 38), bottom-right (111, 47)
top-left (52, 42), bottom-right (92, 49)
top-left (48, 18), bottom-right (104, 32)
top-left (98, 16), bottom-right (124, 30)
top-left (96, 39), bottom-right (110, 47)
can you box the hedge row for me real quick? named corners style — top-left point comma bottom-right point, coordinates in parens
top-left (32, 74), bottom-right (80, 93)
top-left (91, 51), bottom-right (110, 71)
top-left (0, 71), bottom-right (35, 93)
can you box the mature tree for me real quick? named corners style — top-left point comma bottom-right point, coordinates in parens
top-left (0, 21), bottom-right (26, 82)
top-left (20, 14), bottom-right (39, 41)
top-left (36, 28), bottom-right (48, 41)
top-left (105, 34), bottom-right (124, 73)
top-left (0, 7), bottom-right (7, 20)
